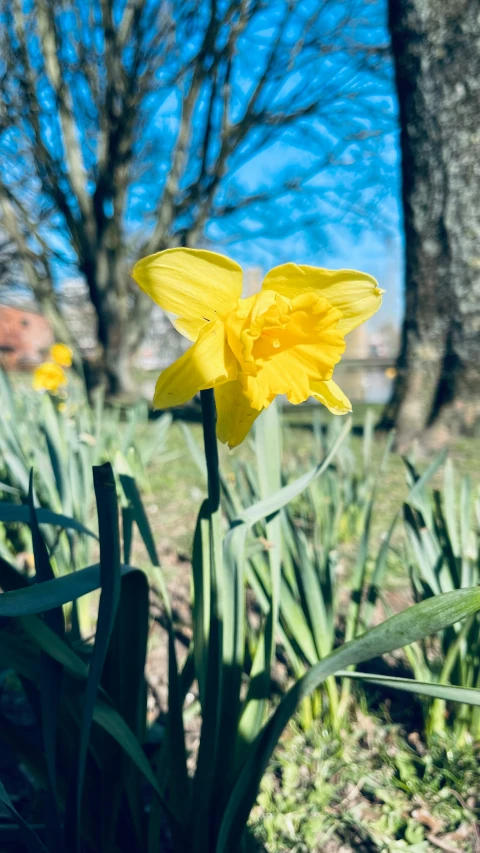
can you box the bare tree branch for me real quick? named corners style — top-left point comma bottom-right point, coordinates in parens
top-left (36, 0), bottom-right (93, 226)
top-left (0, 0), bottom-right (393, 396)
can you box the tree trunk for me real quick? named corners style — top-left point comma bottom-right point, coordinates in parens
top-left (82, 236), bottom-right (152, 400)
top-left (82, 316), bottom-right (138, 400)
top-left (384, 0), bottom-right (480, 448)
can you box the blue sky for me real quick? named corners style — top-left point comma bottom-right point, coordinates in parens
top-left (225, 217), bottom-right (404, 333)
top-left (197, 1), bottom-right (404, 332)
top-left (206, 128), bottom-right (403, 331)
top-left (1, 0), bottom-right (403, 332)
top-left (124, 0), bottom-right (403, 333)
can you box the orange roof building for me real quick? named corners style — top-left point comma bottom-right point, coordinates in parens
top-left (0, 304), bottom-right (53, 370)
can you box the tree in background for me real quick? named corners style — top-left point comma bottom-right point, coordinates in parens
top-left (0, 0), bottom-right (391, 396)
top-left (0, 232), bottom-right (17, 289)
top-left (384, 0), bottom-right (480, 446)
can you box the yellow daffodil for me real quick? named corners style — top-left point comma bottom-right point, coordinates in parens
top-left (50, 343), bottom-right (73, 367)
top-left (132, 249), bottom-right (383, 448)
top-left (32, 362), bottom-right (67, 394)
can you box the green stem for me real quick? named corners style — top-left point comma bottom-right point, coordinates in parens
top-left (200, 390), bottom-right (220, 512)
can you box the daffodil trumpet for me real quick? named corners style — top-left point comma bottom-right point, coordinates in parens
top-left (132, 249), bottom-right (383, 448)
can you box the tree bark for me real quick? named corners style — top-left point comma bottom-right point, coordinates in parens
top-left (94, 293), bottom-right (151, 399)
top-left (384, 0), bottom-right (480, 448)
top-left (81, 234), bottom-right (151, 399)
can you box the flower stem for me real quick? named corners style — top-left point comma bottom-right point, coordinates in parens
top-left (200, 389), bottom-right (220, 512)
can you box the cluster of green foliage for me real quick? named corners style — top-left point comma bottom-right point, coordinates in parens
top-left (402, 455), bottom-right (480, 740)
top-left (0, 370), bottom-right (173, 560)
top-left (0, 392), bottom-right (479, 852)
top-left (0, 371), bottom-right (174, 638)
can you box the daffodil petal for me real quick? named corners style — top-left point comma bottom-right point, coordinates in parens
top-left (153, 320), bottom-right (237, 409)
top-left (171, 315), bottom-right (208, 342)
top-left (215, 380), bottom-right (264, 448)
top-left (132, 248), bottom-right (243, 325)
top-left (262, 263), bottom-right (383, 335)
top-left (310, 378), bottom-right (352, 414)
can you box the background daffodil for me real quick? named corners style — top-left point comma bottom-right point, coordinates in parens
top-left (32, 361), bottom-right (68, 393)
top-left (132, 248), bottom-right (383, 448)
top-left (50, 343), bottom-right (73, 367)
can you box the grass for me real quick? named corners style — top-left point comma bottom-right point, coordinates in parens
top-left (249, 714), bottom-right (480, 852)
